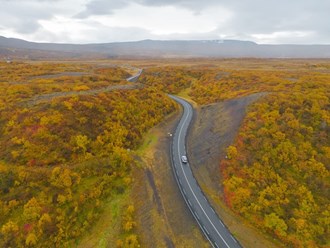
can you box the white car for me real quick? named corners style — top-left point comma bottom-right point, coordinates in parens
top-left (181, 155), bottom-right (188, 164)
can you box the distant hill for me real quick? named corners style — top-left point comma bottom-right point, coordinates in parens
top-left (1, 36), bottom-right (330, 59)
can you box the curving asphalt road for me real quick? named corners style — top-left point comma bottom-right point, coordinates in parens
top-left (169, 95), bottom-right (242, 248)
top-left (126, 69), bottom-right (241, 247)
top-left (127, 69), bottom-right (143, 82)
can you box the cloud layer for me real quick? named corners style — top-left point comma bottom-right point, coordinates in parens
top-left (0, 0), bottom-right (329, 44)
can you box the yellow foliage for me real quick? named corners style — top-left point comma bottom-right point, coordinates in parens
top-left (50, 167), bottom-right (79, 188)
top-left (123, 220), bottom-right (136, 232)
top-left (23, 197), bottom-right (41, 221)
top-left (63, 100), bottom-right (73, 110)
top-left (73, 135), bottom-right (90, 154)
top-left (124, 234), bottom-right (140, 248)
top-left (73, 85), bottom-right (90, 91)
top-left (264, 213), bottom-right (288, 237)
top-left (226, 145), bottom-right (237, 160)
top-left (57, 194), bottom-right (66, 204)
top-left (127, 205), bottom-right (135, 215)
top-left (1, 220), bottom-right (19, 234)
top-left (8, 199), bottom-right (19, 209)
top-left (6, 120), bottom-right (15, 128)
top-left (11, 150), bottom-right (20, 159)
top-left (38, 213), bottom-right (52, 229)
top-left (116, 239), bottom-right (124, 248)
top-left (25, 232), bottom-right (38, 246)
top-left (0, 162), bottom-right (8, 173)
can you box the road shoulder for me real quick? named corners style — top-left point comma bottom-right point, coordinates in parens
top-left (133, 107), bottom-right (209, 248)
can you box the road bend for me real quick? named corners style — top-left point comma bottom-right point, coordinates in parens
top-left (127, 69), bottom-right (143, 82)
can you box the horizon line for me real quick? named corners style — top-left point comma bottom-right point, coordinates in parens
top-left (1, 35), bottom-right (330, 46)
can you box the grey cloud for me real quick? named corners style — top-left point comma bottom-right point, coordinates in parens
top-left (0, 0), bottom-right (56, 34)
top-left (75, 0), bottom-right (222, 18)
top-left (0, 0), bottom-right (329, 44)
top-left (75, 0), bottom-right (130, 18)
top-left (14, 20), bottom-right (41, 34)
top-left (75, 0), bottom-right (330, 36)
top-left (93, 26), bottom-right (153, 42)
top-left (209, 0), bottom-right (330, 43)
top-left (138, 0), bottom-right (221, 10)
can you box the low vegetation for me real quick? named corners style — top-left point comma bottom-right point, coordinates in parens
top-left (0, 59), bottom-right (329, 247)
top-left (139, 60), bottom-right (329, 247)
top-left (222, 89), bottom-right (329, 247)
top-left (138, 66), bottom-right (202, 94)
top-left (0, 62), bottom-right (176, 247)
top-left (205, 63), bottom-right (330, 247)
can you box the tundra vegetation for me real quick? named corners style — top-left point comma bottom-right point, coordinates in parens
top-left (0, 59), bottom-right (329, 247)
top-left (0, 62), bottom-right (175, 247)
top-left (141, 60), bottom-right (329, 247)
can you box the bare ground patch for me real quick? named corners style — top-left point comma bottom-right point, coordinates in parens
top-left (187, 92), bottom-right (283, 248)
top-left (188, 92), bottom-right (267, 192)
top-left (133, 109), bottom-right (209, 248)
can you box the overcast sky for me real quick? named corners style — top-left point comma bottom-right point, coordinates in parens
top-left (0, 0), bottom-right (329, 44)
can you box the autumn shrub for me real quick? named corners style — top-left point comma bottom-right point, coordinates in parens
top-left (138, 66), bottom-right (202, 94)
top-left (222, 89), bottom-right (329, 247)
top-left (0, 62), bottom-right (176, 247)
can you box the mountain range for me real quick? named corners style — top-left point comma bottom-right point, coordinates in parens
top-left (1, 36), bottom-right (330, 59)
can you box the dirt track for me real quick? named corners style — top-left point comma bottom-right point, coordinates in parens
top-left (22, 83), bottom-right (143, 106)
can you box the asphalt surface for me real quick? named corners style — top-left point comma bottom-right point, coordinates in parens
top-left (127, 69), bottom-right (143, 82)
top-left (169, 95), bottom-right (242, 248)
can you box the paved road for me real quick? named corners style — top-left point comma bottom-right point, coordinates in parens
top-left (169, 95), bottom-right (242, 248)
top-left (127, 69), bottom-right (143, 82)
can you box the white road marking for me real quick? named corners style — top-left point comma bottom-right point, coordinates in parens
top-left (203, 226), bottom-right (210, 235)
